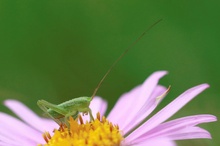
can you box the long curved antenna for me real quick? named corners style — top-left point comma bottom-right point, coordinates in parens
top-left (91, 19), bottom-right (163, 99)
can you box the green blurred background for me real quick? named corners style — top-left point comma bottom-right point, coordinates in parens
top-left (0, 1), bottom-right (219, 146)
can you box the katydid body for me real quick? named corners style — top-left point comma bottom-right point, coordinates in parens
top-left (37, 96), bottom-right (94, 125)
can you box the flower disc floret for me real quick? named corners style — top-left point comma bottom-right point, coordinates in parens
top-left (41, 113), bottom-right (123, 146)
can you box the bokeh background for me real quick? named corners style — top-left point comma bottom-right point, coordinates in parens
top-left (0, 1), bottom-right (219, 146)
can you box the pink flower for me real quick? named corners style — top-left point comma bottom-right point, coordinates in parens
top-left (0, 71), bottom-right (216, 146)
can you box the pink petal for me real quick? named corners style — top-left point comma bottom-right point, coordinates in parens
top-left (126, 84), bottom-right (209, 142)
top-left (4, 99), bottom-right (57, 132)
top-left (0, 141), bottom-right (20, 146)
top-left (0, 112), bottom-right (44, 145)
top-left (123, 85), bottom-right (167, 134)
top-left (133, 114), bottom-right (216, 143)
top-left (81, 96), bottom-right (107, 122)
top-left (108, 71), bottom-right (167, 131)
top-left (107, 85), bottom-right (142, 125)
top-left (40, 118), bottom-right (58, 129)
top-left (0, 134), bottom-right (25, 146)
top-left (167, 127), bottom-right (212, 140)
top-left (128, 138), bottom-right (176, 146)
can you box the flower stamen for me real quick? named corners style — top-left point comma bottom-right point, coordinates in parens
top-left (42, 132), bottom-right (51, 143)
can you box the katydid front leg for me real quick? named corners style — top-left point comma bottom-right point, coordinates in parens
top-left (78, 107), bottom-right (94, 121)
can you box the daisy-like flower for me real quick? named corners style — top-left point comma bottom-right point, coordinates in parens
top-left (0, 71), bottom-right (217, 146)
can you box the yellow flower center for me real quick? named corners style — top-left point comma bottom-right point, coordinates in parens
top-left (40, 113), bottom-right (123, 146)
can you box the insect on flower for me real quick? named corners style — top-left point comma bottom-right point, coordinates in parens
top-left (37, 19), bottom-right (163, 126)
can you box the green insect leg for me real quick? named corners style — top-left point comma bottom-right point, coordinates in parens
top-left (37, 100), bottom-right (68, 125)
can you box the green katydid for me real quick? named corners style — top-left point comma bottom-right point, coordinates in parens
top-left (37, 19), bottom-right (162, 125)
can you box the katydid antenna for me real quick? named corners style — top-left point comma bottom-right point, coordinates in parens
top-left (91, 19), bottom-right (163, 100)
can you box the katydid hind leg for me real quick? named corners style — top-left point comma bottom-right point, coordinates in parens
top-left (37, 100), bottom-right (61, 124)
top-left (37, 100), bottom-right (68, 124)
top-left (37, 100), bottom-right (68, 115)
